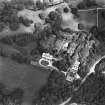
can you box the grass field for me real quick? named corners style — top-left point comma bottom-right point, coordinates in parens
top-left (0, 57), bottom-right (50, 105)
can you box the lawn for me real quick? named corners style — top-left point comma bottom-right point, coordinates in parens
top-left (0, 57), bottom-right (50, 105)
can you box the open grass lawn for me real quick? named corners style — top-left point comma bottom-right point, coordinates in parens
top-left (0, 57), bottom-right (50, 105)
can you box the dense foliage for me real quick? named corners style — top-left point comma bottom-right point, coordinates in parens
top-left (0, 0), bottom-right (35, 31)
top-left (0, 83), bottom-right (24, 105)
top-left (33, 70), bottom-right (73, 105)
top-left (3, 88), bottom-right (24, 105)
top-left (77, 0), bottom-right (97, 9)
top-left (0, 33), bottom-right (36, 46)
top-left (0, 1), bottom-right (19, 30)
top-left (70, 72), bottom-right (105, 105)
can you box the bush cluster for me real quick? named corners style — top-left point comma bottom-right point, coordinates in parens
top-left (70, 72), bottom-right (105, 105)
top-left (0, 82), bottom-right (24, 105)
top-left (33, 70), bottom-right (73, 105)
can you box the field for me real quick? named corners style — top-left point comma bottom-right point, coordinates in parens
top-left (0, 57), bottom-right (50, 105)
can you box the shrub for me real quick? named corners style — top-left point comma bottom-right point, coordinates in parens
top-left (3, 88), bottom-right (24, 105)
top-left (33, 71), bottom-right (73, 105)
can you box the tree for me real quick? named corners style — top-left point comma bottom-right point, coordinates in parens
top-left (10, 53), bottom-right (25, 64)
top-left (9, 22), bottom-right (20, 31)
top-left (70, 72), bottom-right (105, 105)
top-left (52, 59), bottom-right (68, 72)
top-left (84, 0), bottom-right (97, 7)
top-left (0, 22), bottom-right (5, 32)
top-left (3, 88), bottom-right (24, 105)
top-left (11, 0), bottom-right (34, 9)
top-left (0, 36), bottom-right (13, 45)
top-left (0, 47), bottom-right (8, 57)
top-left (101, 10), bottom-right (105, 20)
top-left (47, 11), bottom-right (62, 34)
top-left (9, 14), bottom-right (20, 31)
top-left (36, 1), bottom-right (44, 9)
top-left (77, 2), bottom-right (85, 9)
top-left (33, 71), bottom-right (73, 105)
top-left (19, 17), bottom-right (33, 27)
top-left (89, 26), bottom-right (98, 38)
